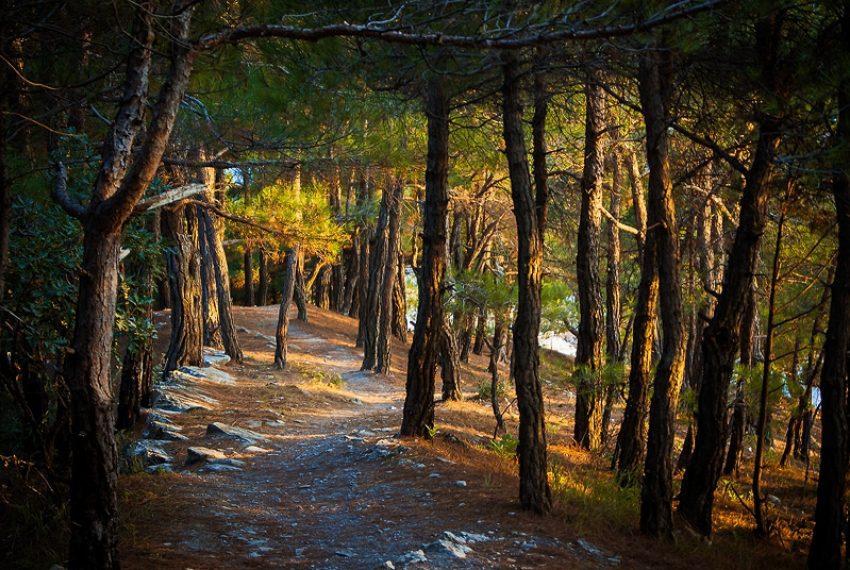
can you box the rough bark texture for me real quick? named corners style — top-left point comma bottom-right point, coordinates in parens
top-left (199, 208), bottom-right (223, 350)
top-left (678, 114), bottom-right (783, 538)
top-left (574, 76), bottom-right (606, 451)
top-left (199, 199), bottom-right (243, 364)
top-left (162, 202), bottom-right (204, 377)
top-left (637, 46), bottom-right (687, 539)
top-left (392, 255), bottom-right (408, 343)
top-left (244, 246), bottom-right (255, 306)
top-left (440, 322), bottom-right (462, 401)
top-left (401, 79), bottom-right (449, 437)
top-left (376, 181), bottom-right (403, 374)
top-left (274, 246), bottom-right (299, 369)
top-left (808, 4), bottom-right (850, 565)
top-left (501, 53), bottom-right (552, 514)
top-left (356, 227), bottom-right (373, 345)
top-left (294, 251), bottom-right (308, 321)
top-left (601, 145), bottom-right (623, 445)
top-left (363, 180), bottom-right (396, 371)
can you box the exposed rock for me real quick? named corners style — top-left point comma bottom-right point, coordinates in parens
top-left (200, 463), bottom-right (243, 473)
top-left (243, 445), bottom-right (273, 454)
top-left (133, 440), bottom-right (171, 466)
top-left (399, 549), bottom-right (427, 565)
top-left (203, 348), bottom-right (231, 367)
top-left (185, 446), bottom-right (245, 467)
top-left (143, 420), bottom-right (187, 441)
top-left (172, 365), bottom-right (235, 386)
top-left (206, 422), bottom-right (268, 444)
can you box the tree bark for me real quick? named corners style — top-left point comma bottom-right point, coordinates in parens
top-left (274, 246), bottom-right (299, 369)
top-left (162, 201), bottom-right (204, 377)
top-left (294, 250), bottom-right (308, 321)
top-left (574, 75), bottom-right (606, 451)
top-left (199, 206), bottom-right (223, 349)
top-left (392, 254), bottom-right (408, 343)
top-left (440, 322), bottom-right (463, 401)
top-left (808, 4), bottom-right (850, 564)
top-left (500, 52), bottom-right (553, 514)
top-left (678, 113), bottom-right (783, 538)
top-left (377, 181), bottom-right (403, 374)
top-left (637, 46), bottom-right (687, 539)
top-left (244, 245), bottom-right (255, 306)
top-left (400, 79), bottom-right (449, 436)
top-left (258, 246), bottom-right (269, 306)
top-left (401, 78), bottom-right (449, 437)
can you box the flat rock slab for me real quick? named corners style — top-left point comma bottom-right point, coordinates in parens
top-left (150, 389), bottom-right (217, 413)
top-left (185, 446), bottom-right (245, 467)
top-left (203, 348), bottom-right (231, 367)
top-left (172, 365), bottom-right (236, 386)
top-left (207, 422), bottom-right (268, 444)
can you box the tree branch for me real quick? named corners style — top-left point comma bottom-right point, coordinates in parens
top-left (51, 163), bottom-right (86, 220)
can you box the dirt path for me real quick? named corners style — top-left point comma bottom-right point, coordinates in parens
top-left (120, 305), bottom-right (617, 570)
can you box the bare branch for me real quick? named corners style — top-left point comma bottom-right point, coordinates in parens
top-left (670, 123), bottom-right (748, 175)
top-left (133, 183), bottom-right (208, 214)
top-left (51, 163), bottom-right (86, 220)
top-left (601, 205), bottom-right (640, 235)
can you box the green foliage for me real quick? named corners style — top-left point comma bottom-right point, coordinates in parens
top-left (487, 433), bottom-right (518, 459)
top-left (115, 224), bottom-right (166, 352)
top-left (296, 364), bottom-right (345, 388)
top-left (476, 377), bottom-right (506, 401)
top-left (540, 279), bottom-right (578, 335)
top-left (425, 424), bottom-right (439, 441)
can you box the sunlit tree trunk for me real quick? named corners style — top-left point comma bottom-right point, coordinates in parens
top-left (500, 51), bottom-right (552, 514)
top-left (637, 45), bottom-right (687, 539)
top-left (401, 78), bottom-right (449, 437)
top-left (574, 74), bottom-right (606, 451)
top-left (274, 246), bottom-right (299, 369)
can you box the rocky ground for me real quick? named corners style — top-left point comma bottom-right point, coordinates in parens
top-left (119, 305), bottom-right (621, 570)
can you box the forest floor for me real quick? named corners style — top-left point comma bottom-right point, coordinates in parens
top-left (91, 305), bottom-right (811, 569)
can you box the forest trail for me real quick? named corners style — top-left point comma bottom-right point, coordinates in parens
top-left (120, 305), bottom-right (618, 570)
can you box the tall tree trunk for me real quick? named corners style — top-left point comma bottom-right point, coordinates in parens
top-left (808, 4), bottom-right (850, 565)
top-left (343, 235), bottom-right (359, 316)
top-left (574, 75), bottom-right (606, 451)
top-left (199, 199), bottom-right (243, 364)
top-left (363, 179), bottom-right (398, 371)
top-left (678, 110), bottom-right (784, 537)
top-left (377, 180), bottom-right (403, 374)
top-left (199, 208), bottom-right (223, 349)
top-left (274, 246), bottom-right (299, 369)
top-left (356, 227), bottom-right (373, 345)
top-left (473, 307), bottom-right (487, 355)
top-left (601, 142), bottom-right (623, 446)
top-left (162, 202), bottom-right (204, 377)
top-left (637, 46), bottom-right (687, 539)
top-left (401, 78), bottom-right (449, 437)
top-left (294, 251), bottom-right (308, 321)
top-left (614, 170), bottom-right (657, 484)
top-left (499, 51), bottom-right (552, 514)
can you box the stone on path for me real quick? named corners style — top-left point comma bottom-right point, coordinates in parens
top-left (206, 422), bottom-right (268, 444)
top-left (185, 446), bottom-right (245, 467)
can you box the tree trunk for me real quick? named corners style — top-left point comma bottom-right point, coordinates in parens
top-left (363, 179), bottom-right (398, 371)
top-left (500, 52), bottom-right (552, 514)
top-left (356, 227), bottom-right (373, 345)
top-left (258, 246), bottom-right (269, 306)
top-left (294, 251), bottom-right (308, 321)
top-left (392, 254), bottom-right (408, 343)
top-left (377, 181), bottom-right (403, 374)
top-left (343, 236), bottom-right (359, 316)
top-left (116, 259), bottom-right (154, 431)
top-left (678, 116), bottom-right (783, 538)
top-left (574, 75), bottom-right (606, 451)
top-left (724, 284), bottom-right (759, 476)
top-left (753, 181), bottom-right (792, 536)
top-left (440, 322), bottom-right (462, 401)
top-left (601, 142), bottom-right (623, 446)
top-left (199, 208), bottom-right (223, 349)
top-left (614, 149), bottom-right (655, 483)
top-left (637, 46), bottom-right (687, 539)
top-left (162, 202), bottom-right (204, 377)
top-left (808, 4), bottom-right (850, 564)
top-left (244, 245), bottom-right (255, 306)
top-left (199, 199), bottom-right (243, 364)
top-left (401, 78), bottom-right (449, 437)
top-left (274, 246), bottom-right (299, 369)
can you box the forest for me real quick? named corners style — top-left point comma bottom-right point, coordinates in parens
top-left (1, 0), bottom-right (849, 569)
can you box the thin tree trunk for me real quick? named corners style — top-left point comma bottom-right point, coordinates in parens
top-left (116, 259), bottom-right (154, 431)
top-left (392, 254), bottom-right (408, 343)
top-left (489, 320), bottom-right (506, 436)
top-left (294, 251), bottom-right (308, 321)
top-left (363, 179), bottom-right (397, 371)
top-left (754, 181), bottom-right (792, 536)
top-left (574, 74), bottom-right (606, 452)
top-left (258, 246), bottom-right (269, 306)
top-left (440, 322), bottom-right (463, 401)
top-left (401, 78), bottom-right (449, 437)
top-left (356, 227), bottom-right (373, 345)
top-left (274, 246), bottom-right (299, 369)
top-left (244, 245), bottom-right (255, 306)
top-left (500, 51), bottom-right (552, 514)
top-left (377, 181), bottom-right (403, 374)
top-left (199, 208), bottom-right (223, 349)
top-left (602, 142), bottom-right (623, 446)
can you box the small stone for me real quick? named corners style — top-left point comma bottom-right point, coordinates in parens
top-left (429, 473), bottom-right (441, 478)
top-left (399, 550), bottom-right (427, 564)
top-left (335, 549), bottom-right (356, 558)
top-left (455, 480), bottom-right (467, 487)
